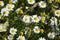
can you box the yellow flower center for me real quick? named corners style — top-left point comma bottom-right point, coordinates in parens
top-left (11, 29), bottom-right (15, 33)
top-left (19, 10), bottom-right (23, 13)
top-left (55, 0), bottom-right (60, 2)
top-left (40, 29), bottom-right (44, 33)
top-left (25, 18), bottom-right (28, 21)
top-left (50, 33), bottom-right (53, 37)
top-left (9, 0), bottom-right (12, 4)
top-left (8, 6), bottom-right (11, 9)
top-left (9, 35), bottom-right (13, 38)
top-left (16, 10), bottom-right (19, 12)
top-left (3, 10), bottom-right (7, 14)
top-left (41, 2), bottom-right (45, 6)
top-left (35, 28), bottom-right (39, 31)
top-left (20, 32), bottom-right (23, 35)
top-left (41, 17), bottom-right (45, 22)
top-left (34, 17), bottom-right (39, 20)
top-left (30, 0), bottom-right (33, 2)
top-left (52, 18), bottom-right (55, 21)
top-left (57, 12), bottom-right (60, 15)
top-left (19, 38), bottom-right (23, 40)
top-left (4, 37), bottom-right (7, 40)
top-left (58, 36), bottom-right (60, 39)
top-left (0, 2), bottom-right (2, 4)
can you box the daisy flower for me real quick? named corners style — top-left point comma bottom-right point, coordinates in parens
top-left (17, 35), bottom-right (25, 40)
top-left (38, 1), bottom-right (46, 8)
top-left (10, 0), bottom-right (17, 4)
top-left (55, 10), bottom-right (60, 17)
top-left (10, 27), bottom-right (17, 35)
top-left (1, 8), bottom-right (9, 16)
top-left (50, 17), bottom-right (57, 26)
top-left (48, 32), bottom-right (55, 39)
top-left (27, 0), bottom-right (35, 4)
top-left (38, 37), bottom-right (46, 40)
top-left (8, 34), bottom-right (14, 40)
top-left (33, 26), bottom-right (40, 33)
top-left (32, 15), bottom-right (40, 23)
top-left (22, 15), bottom-right (31, 23)
top-left (0, 1), bottom-right (4, 6)
top-left (6, 4), bottom-right (14, 11)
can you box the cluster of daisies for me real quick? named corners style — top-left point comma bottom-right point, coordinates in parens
top-left (22, 15), bottom-right (45, 23)
top-left (8, 26), bottom-right (56, 40)
top-left (0, 2), bottom-right (15, 16)
top-left (7, 26), bottom-right (56, 40)
top-left (8, 27), bottom-right (26, 40)
top-left (27, 0), bottom-right (47, 8)
top-left (0, 0), bottom-right (60, 40)
top-left (22, 11), bottom-right (60, 26)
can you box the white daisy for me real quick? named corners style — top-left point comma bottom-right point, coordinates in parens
top-left (27, 0), bottom-right (35, 4)
top-left (50, 17), bottom-right (57, 26)
top-left (1, 8), bottom-right (9, 16)
top-left (17, 35), bottom-right (25, 40)
top-left (55, 10), bottom-right (60, 17)
top-left (10, 0), bottom-right (17, 4)
top-left (38, 37), bottom-right (46, 40)
top-left (33, 26), bottom-right (40, 33)
top-left (10, 27), bottom-right (17, 35)
top-left (8, 34), bottom-right (14, 40)
top-left (48, 32), bottom-right (55, 39)
top-left (22, 15), bottom-right (31, 23)
top-left (6, 4), bottom-right (14, 11)
top-left (39, 1), bottom-right (46, 8)
top-left (32, 15), bottom-right (40, 23)
top-left (0, 1), bottom-right (4, 6)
